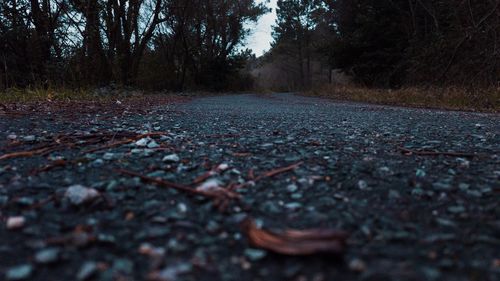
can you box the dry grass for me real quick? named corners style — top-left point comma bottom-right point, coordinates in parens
top-left (307, 85), bottom-right (500, 113)
top-left (0, 87), bottom-right (189, 118)
top-left (0, 87), bottom-right (157, 104)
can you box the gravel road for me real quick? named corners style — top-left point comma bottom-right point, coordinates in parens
top-left (0, 93), bottom-right (499, 281)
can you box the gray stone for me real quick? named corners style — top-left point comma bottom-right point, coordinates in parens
top-left (65, 185), bottom-right (100, 205)
top-left (244, 248), bottom-right (267, 261)
top-left (23, 135), bottom-right (36, 142)
top-left (0, 195), bottom-right (8, 206)
top-left (411, 188), bottom-right (424, 197)
top-left (6, 264), bottom-right (33, 280)
top-left (151, 263), bottom-right (192, 281)
top-left (135, 138), bottom-right (150, 147)
top-left (285, 202), bottom-right (302, 210)
top-left (416, 169), bottom-right (426, 178)
top-left (147, 140), bottom-right (160, 149)
top-left (77, 261), bottom-right (98, 280)
top-left (261, 201), bottom-right (281, 214)
top-left (447, 205), bottom-right (466, 214)
top-left (35, 248), bottom-right (60, 264)
top-left (91, 159), bottom-right (104, 167)
top-left (163, 154), bottom-right (180, 162)
top-left (357, 180), bottom-right (368, 190)
top-left (433, 182), bottom-right (452, 191)
top-left (286, 184), bottom-right (298, 193)
top-left (112, 259), bottom-right (133, 274)
top-left (15, 197), bottom-right (34, 206)
top-left (435, 218), bottom-right (457, 228)
top-left (102, 153), bottom-right (115, 160)
top-left (388, 190), bottom-right (401, 199)
top-left (458, 183), bottom-right (470, 191)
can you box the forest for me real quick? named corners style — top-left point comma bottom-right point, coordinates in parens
top-left (0, 2), bottom-right (499, 280)
top-left (1, 0), bottom-right (499, 93)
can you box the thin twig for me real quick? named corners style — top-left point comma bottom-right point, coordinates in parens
top-left (30, 159), bottom-right (68, 175)
top-left (399, 147), bottom-right (480, 158)
top-left (116, 169), bottom-right (197, 194)
top-left (0, 147), bottom-right (55, 161)
top-left (255, 162), bottom-right (303, 181)
top-left (82, 139), bottom-right (135, 154)
top-left (116, 169), bottom-right (241, 212)
top-left (0, 131), bottom-right (169, 161)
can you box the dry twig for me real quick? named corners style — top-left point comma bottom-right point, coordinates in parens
top-left (255, 162), bottom-right (303, 181)
top-left (399, 147), bottom-right (480, 158)
top-left (116, 169), bottom-right (241, 211)
top-left (0, 131), bottom-right (169, 161)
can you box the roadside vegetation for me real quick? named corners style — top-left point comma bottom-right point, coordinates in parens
top-left (308, 85), bottom-right (500, 113)
top-left (1, 1), bottom-right (499, 111)
top-left (254, 0), bottom-right (499, 112)
top-left (1, 0), bottom-right (266, 92)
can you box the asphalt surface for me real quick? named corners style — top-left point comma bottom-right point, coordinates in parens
top-left (0, 93), bottom-right (499, 281)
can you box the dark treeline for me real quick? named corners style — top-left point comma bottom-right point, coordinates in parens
top-left (0, 0), bottom-right (266, 91)
top-left (2, 1), bottom-right (499, 92)
top-left (264, 0), bottom-right (500, 90)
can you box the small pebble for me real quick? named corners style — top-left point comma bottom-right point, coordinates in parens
top-left (388, 190), bottom-right (401, 199)
top-left (286, 184), bottom-right (298, 193)
top-left (416, 169), bottom-right (426, 178)
top-left (197, 179), bottom-right (222, 192)
top-left (349, 258), bottom-right (366, 272)
top-left (6, 216), bottom-right (25, 230)
top-left (103, 153), bottom-right (115, 160)
top-left (357, 180), bottom-right (368, 190)
top-left (217, 163), bottom-right (229, 171)
top-left (6, 264), bottom-right (33, 280)
top-left (177, 203), bottom-right (188, 213)
top-left (77, 261), bottom-right (98, 280)
top-left (23, 135), bottom-right (36, 142)
top-left (35, 248), bottom-right (60, 264)
top-left (7, 134), bottom-right (17, 140)
top-left (448, 205), bottom-right (466, 214)
top-left (163, 154), bottom-right (180, 162)
top-left (91, 159), bottom-right (104, 167)
top-left (0, 195), bottom-right (8, 205)
top-left (284, 202), bottom-right (302, 210)
top-left (135, 138), bottom-right (150, 147)
top-left (147, 140), bottom-right (160, 149)
top-left (244, 248), bottom-right (267, 261)
top-left (65, 185), bottom-right (100, 205)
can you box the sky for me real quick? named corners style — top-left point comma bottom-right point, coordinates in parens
top-left (246, 0), bottom-right (278, 56)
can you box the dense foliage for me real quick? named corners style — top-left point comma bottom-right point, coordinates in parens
top-left (271, 0), bottom-right (500, 88)
top-left (0, 0), bottom-right (267, 90)
top-left (2, 1), bottom-right (498, 91)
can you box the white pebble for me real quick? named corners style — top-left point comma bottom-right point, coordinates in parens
top-left (162, 154), bottom-right (180, 162)
top-left (7, 216), bottom-right (25, 230)
top-left (65, 185), bottom-right (100, 205)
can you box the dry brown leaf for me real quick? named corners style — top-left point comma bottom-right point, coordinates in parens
top-left (242, 218), bottom-right (348, 256)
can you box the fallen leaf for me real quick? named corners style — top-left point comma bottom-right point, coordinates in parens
top-left (241, 218), bottom-right (348, 256)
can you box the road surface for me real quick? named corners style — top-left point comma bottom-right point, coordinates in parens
top-left (0, 93), bottom-right (499, 280)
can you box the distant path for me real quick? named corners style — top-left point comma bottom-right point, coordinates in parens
top-left (0, 93), bottom-right (499, 281)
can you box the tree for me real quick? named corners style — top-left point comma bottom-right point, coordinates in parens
top-left (325, 0), bottom-right (500, 87)
top-left (0, 0), bottom-right (268, 90)
top-left (141, 0), bottom-right (268, 90)
top-left (0, 0), bottom-right (68, 88)
top-left (272, 0), bottom-right (318, 89)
